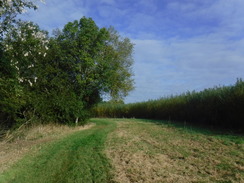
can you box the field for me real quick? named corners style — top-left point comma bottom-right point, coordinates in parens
top-left (0, 118), bottom-right (243, 183)
top-left (92, 79), bottom-right (244, 132)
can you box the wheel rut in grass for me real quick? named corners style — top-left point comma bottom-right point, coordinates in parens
top-left (0, 119), bottom-right (116, 183)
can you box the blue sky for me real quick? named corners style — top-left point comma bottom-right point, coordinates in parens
top-left (21, 0), bottom-right (244, 103)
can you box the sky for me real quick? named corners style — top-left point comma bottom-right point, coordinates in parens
top-left (20, 0), bottom-right (244, 103)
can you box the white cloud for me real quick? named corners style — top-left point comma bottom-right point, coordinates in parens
top-left (124, 0), bottom-right (244, 102)
top-left (125, 35), bottom-right (244, 103)
top-left (165, 0), bottom-right (244, 38)
top-left (97, 4), bottom-right (126, 19)
top-left (100, 0), bottom-right (115, 5)
top-left (20, 0), bottom-right (87, 32)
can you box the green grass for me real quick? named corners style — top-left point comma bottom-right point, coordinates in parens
top-left (1, 118), bottom-right (243, 182)
top-left (104, 118), bottom-right (244, 183)
top-left (0, 119), bottom-right (116, 183)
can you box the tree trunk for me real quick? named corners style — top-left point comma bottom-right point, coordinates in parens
top-left (75, 117), bottom-right (79, 125)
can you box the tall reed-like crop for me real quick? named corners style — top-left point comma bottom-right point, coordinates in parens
top-left (92, 79), bottom-right (244, 131)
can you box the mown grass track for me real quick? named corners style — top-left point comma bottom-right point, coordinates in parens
top-left (105, 118), bottom-right (244, 183)
top-left (0, 119), bottom-right (116, 183)
top-left (0, 118), bottom-right (243, 183)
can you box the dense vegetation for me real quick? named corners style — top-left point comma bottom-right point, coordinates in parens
top-left (0, 0), bottom-right (134, 129)
top-left (93, 79), bottom-right (244, 131)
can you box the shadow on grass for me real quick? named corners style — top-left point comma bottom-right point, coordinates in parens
top-left (121, 118), bottom-right (244, 144)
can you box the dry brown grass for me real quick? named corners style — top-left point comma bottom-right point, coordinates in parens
top-left (105, 119), bottom-right (244, 183)
top-left (0, 123), bottom-right (94, 173)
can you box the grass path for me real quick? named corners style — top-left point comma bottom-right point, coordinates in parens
top-left (0, 118), bottom-right (243, 183)
top-left (0, 119), bottom-right (116, 183)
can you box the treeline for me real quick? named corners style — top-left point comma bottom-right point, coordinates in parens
top-left (93, 79), bottom-right (244, 131)
top-left (0, 1), bottom-right (134, 129)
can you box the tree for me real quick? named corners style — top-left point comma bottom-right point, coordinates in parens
top-left (0, 0), bottom-right (46, 36)
top-left (59, 17), bottom-right (134, 102)
top-left (3, 21), bottom-right (49, 86)
top-left (0, 0), bottom-right (45, 128)
top-left (43, 17), bottom-right (134, 123)
top-left (0, 21), bottom-right (49, 127)
top-left (103, 27), bottom-right (134, 101)
top-left (0, 15), bottom-right (134, 126)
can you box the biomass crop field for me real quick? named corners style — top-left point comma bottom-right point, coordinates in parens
top-left (0, 118), bottom-right (243, 183)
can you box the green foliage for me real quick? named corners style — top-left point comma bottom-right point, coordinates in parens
top-left (53, 18), bottom-right (134, 104)
top-left (53, 18), bottom-right (109, 108)
top-left (105, 27), bottom-right (134, 100)
top-left (3, 21), bottom-right (49, 87)
top-left (0, 21), bottom-right (50, 127)
top-left (0, 78), bottom-right (25, 127)
top-left (0, 14), bottom-right (134, 128)
top-left (93, 79), bottom-right (244, 131)
top-left (31, 17), bottom-right (134, 124)
top-left (0, 0), bottom-right (38, 36)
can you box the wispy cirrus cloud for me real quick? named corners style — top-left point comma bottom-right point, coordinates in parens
top-left (20, 0), bottom-right (87, 33)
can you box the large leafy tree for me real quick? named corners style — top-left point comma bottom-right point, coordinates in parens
top-left (0, 15), bottom-right (134, 126)
top-left (59, 18), bottom-right (134, 101)
top-left (43, 17), bottom-right (134, 123)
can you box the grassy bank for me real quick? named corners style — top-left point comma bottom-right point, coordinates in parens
top-left (93, 79), bottom-right (244, 131)
top-left (0, 119), bottom-right (116, 183)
